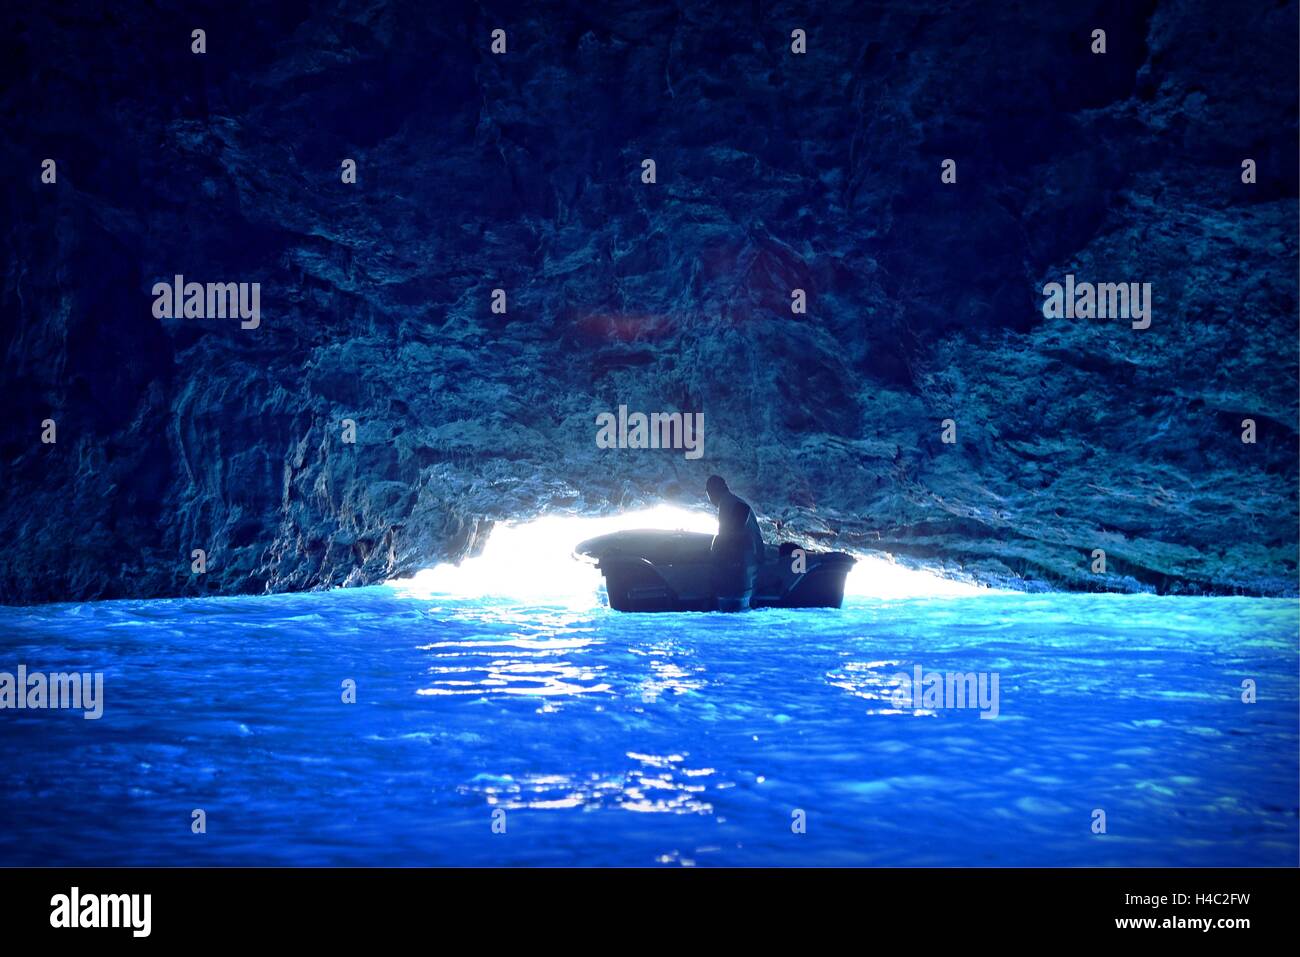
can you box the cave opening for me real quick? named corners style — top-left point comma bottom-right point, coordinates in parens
top-left (388, 507), bottom-right (986, 603)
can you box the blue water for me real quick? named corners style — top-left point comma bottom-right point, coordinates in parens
top-left (0, 589), bottom-right (1295, 866)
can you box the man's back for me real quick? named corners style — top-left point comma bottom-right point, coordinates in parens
top-left (703, 475), bottom-right (765, 612)
top-left (714, 489), bottom-right (765, 565)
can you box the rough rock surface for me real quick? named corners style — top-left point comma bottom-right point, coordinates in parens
top-left (1, 0), bottom-right (1296, 604)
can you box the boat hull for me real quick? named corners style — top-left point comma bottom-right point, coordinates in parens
top-left (574, 530), bottom-right (856, 613)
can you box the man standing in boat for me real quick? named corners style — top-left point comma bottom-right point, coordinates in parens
top-left (705, 475), bottom-right (766, 611)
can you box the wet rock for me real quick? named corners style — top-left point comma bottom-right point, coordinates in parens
top-left (0, 0), bottom-right (1295, 603)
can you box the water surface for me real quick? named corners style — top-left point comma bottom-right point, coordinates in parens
top-left (0, 589), bottom-right (1295, 866)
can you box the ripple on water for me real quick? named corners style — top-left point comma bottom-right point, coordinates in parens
top-left (0, 589), bottom-right (1293, 865)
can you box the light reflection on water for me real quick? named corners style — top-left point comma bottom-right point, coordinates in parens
top-left (0, 588), bottom-right (1295, 866)
top-left (415, 636), bottom-right (611, 698)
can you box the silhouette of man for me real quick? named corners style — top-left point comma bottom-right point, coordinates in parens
top-left (705, 475), bottom-right (765, 611)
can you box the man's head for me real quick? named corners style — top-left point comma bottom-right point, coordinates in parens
top-left (705, 475), bottom-right (728, 504)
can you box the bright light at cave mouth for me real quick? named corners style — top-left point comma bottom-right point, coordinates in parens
top-left (386, 506), bottom-right (988, 603)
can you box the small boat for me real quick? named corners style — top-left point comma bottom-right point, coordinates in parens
top-left (573, 529), bottom-right (857, 612)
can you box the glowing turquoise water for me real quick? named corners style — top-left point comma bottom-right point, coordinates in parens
top-left (0, 589), bottom-right (1295, 866)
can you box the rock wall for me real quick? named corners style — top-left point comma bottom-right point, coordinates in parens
top-left (1, 0), bottom-right (1296, 603)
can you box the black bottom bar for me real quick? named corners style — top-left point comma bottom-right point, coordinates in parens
top-left (1, 867), bottom-right (1294, 943)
